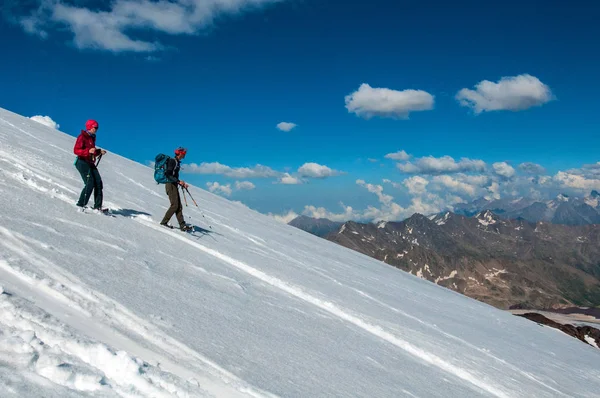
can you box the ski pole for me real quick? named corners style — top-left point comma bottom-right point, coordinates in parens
top-left (180, 185), bottom-right (188, 207)
top-left (184, 186), bottom-right (198, 207)
top-left (183, 186), bottom-right (211, 229)
top-left (95, 152), bottom-right (103, 167)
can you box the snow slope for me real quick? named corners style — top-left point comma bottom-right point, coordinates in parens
top-left (1, 106), bottom-right (599, 397)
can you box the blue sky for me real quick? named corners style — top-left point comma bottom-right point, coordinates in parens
top-left (2, 0), bottom-right (600, 222)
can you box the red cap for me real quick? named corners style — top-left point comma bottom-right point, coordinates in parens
top-left (175, 147), bottom-right (187, 156)
top-left (86, 120), bottom-right (99, 130)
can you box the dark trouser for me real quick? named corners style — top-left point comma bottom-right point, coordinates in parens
top-left (75, 159), bottom-right (103, 209)
top-left (161, 182), bottom-right (185, 226)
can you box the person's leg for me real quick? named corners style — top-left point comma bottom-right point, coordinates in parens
top-left (175, 188), bottom-right (185, 227)
top-left (160, 183), bottom-right (179, 225)
top-left (75, 160), bottom-right (94, 207)
top-left (92, 167), bottom-right (104, 209)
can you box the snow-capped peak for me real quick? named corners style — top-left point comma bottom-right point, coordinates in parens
top-left (476, 210), bottom-right (498, 226)
top-left (435, 212), bottom-right (451, 226)
top-left (585, 191), bottom-right (600, 209)
top-left (556, 193), bottom-right (570, 202)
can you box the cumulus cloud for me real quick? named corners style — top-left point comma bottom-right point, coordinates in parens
top-left (492, 162), bottom-right (516, 178)
top-left (356, 180), bottom-right (393, 205)
top-left (456, 74), bottom-right (554, 113)
top-left (187, 162), bottom-right (280, 178)
top-left (383, 179), bottom-right (403, 189)
top-left (302, 204), bottom-right (358, 222)
top-left (345, 83), bottom-right (434, 119)
top-left (30, 115), bottom-right (59, 129)
top-left (485, 182), bottom-right (501, 200)
top-left (519, 162), bottom-right (546, 175)
top-left (384, 150), bottom-right (411, 161)
top-left (277, 173), bottom-right (303, 185)
top-left (206, 181), bottom-right (232, 196)
top-left (276, 122), bottom-right (297, 132)
top-left (403, 176), bottom-right (429, 195)
top-left (570, 162), bottom-right (600, 179)
top-left (397, 155), bottom-right (486, 175)
top-left (554, 171), bottom-right (600, 192)
top-left (430, 175), bottom-right (485, 197)
top-left (235, 181), bottom-right (255, 191)
top-left (297, 163), bottom-right (342, 178)
top-left (15, 0), bottom-right (282, 52)
top-left (269, 210), bottom-right (299, 224)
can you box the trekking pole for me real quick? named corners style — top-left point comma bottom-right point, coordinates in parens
top-left (180, 185), bottom-right (188, 207)
top-left (184, 186), bottom-right (198, 207)
top-left (184, 186), bottom-right (211, 229)
top-left (95, 153), bottom-right (103, 167)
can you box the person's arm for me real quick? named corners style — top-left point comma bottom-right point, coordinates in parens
top-left (73, 134), bottom-right (89, 157)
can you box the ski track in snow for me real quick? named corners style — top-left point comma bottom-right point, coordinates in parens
top-left (134, 217), bottom-right (512, 398)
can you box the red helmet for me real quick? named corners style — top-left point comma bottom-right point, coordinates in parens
top-left (86, 119), bottom-right (99, 130)
top-left (175, 147), bottom-right (187, 156)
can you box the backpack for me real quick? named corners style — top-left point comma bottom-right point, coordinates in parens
top-left (154, 153), bottom-right (171, 184)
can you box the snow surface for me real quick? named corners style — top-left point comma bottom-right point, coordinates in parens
top-left (1, 106), bottom-right (600, 397)
top-left (585, 335), bottom-right (599, 349)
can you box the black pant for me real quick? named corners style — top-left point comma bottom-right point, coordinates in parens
top-left (161, 182), bottom-right (185, 226)
top-left (75, 159), bottom-right (103, 209)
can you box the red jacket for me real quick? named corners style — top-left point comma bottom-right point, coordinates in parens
top-left (73, 130), bottom-right (98, 164)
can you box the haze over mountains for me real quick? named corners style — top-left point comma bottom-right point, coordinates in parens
top-left (454, 191), bottom-right (600, 225)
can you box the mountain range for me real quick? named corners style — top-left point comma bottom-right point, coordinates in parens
top-left (454, 191), bottom-right (600, 225)
top-left (291, 210), bottom-right (600, 310)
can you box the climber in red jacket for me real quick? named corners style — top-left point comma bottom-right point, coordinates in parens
top-left (73, 119), bottom-right (107, 211)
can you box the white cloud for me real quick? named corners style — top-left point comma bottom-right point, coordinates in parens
top-left (297, 163), bottom-right (342, 178)
top-left (492, 162), bottom-right (516, 178)
top-left (485, 182), bottom-right (501, 200)
top-left (456, 74), bottom-right (554, 113)
top-left (235, 181), bottom-right (256, 191)
top-left (553, 171), bottom-right (600, 192)
top-left (367, 158), bottom-right (379, 163)
top-left (277, 173), bottom-right (303, 185)
top-left (30, 115), bottom-right (59, 129)
top-left (397, 155), bottom-right (486, 175)
top-left (206, 181), bottom-right (232, 196)
top-left (519, 162), bottom-right (546, 175)
top-left (187, 162), bottom-right (280, 178)
top-left (276, 122), bottom-right (297, 132)
top-left (384, 150), bottom-right (411, 161)
top-left (302, 204), bottom-right (358, 222)
top-left (345, 83), bottom-right (434, 119)
top-left (356, 180), bottom-right (393, 205)
top-left (17, 0), bottom-right (282, 52)
top-left (403, 176), bottom-right (429, 195)
top-left (269, 210), bottom-right (299, 224)
top-left (430, 175), bottom-right (483, 197)
top-left (568, 162), bottom-right (600, 179)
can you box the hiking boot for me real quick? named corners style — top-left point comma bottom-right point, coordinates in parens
top-left (180, 224), bottom-right (193, 232)
top-left (93, 207), bottom-right (110, 214)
